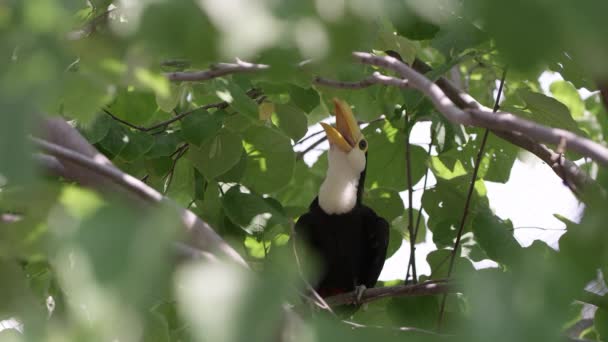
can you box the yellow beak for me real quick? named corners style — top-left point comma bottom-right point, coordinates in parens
top-left (320, 98), bottom-right (362, 153)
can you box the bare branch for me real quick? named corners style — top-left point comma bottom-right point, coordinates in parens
top-left (323, 280), bottom-right (453, 307)
top-left (166, 59), bottom-right (270, 82)
top-left (353, 52), bottom-right (608, 167)
top-left (314, 72), bottom-right (409, 89)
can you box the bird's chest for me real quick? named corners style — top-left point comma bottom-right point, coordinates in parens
top-left (313, 211), bottom-right (367, 265)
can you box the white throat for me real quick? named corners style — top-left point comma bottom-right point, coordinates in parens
top-left (318, 148), bottom-right (363, 215)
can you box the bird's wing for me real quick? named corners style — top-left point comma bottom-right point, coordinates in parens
top-left (361, 207), bottom-right (390, 288)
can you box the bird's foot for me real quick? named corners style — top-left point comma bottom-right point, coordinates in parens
top-left (354, 284), bottom-right (367, 305)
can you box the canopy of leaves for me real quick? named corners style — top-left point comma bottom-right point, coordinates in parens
top-left (1, 0), bottom-right (607, 341)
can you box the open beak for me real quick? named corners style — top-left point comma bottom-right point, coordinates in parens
top-left (320, 98), bottom-right (362, 153)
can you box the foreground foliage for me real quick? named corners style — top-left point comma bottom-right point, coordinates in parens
top-left (1, 0), bottom-right (608, 341)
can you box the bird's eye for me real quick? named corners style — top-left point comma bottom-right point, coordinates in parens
top-left (358, 139), bottom-right (367, 150)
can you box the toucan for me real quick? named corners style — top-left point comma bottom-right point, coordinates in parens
top-left (296, 98), bottom-right (389, 300)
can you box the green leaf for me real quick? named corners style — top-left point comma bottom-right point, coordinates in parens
top-left (241, 125), bottom-right (295, 194)
top-left (146, 133), bottom-right (180, 158)
top-left (99, 122), bottom-right (130, 157)
top-left (224, 112), bottom-right (255, 133)
top-left (387, 296), bottom-right (439, 330)
top-left (108, 89), bottom-right (159, 126)
top-left (275, 162), bottom-right (324, 215)
top-left (165, 158), bottom-right (195, 206)
top-left (364, 121), bottom-right (427, 191)
top-left (119, 130), bottom-right (155, 161)
top-left (287, 85), bottom-right (319, 113)
top-left (472, 210), bottom-right (521, 267)
top-left (216, 152), bottom-right (247, 183)
top-left (549, 80), bottom-right (584, 119)
top-left (512, 89), bottom-right (586, 136)
top-left (212, 79), bottom-right (258, 119)
top-left (180, 108), bottom-right (224, 146)
top-left (78, 113), bottom-right (113, 144)
top-left (595, 308), bottom-right (608, 341)
top-left (363, 188), bottom-right (404, 222)
top-left (422, 178), bottom-right (489, 248)
top-left (222, 186), bottom-right (287, 234)
top-left (427, 249), bottom-right (475, 280)
top-left (392, 210), bottom-right (426, 243)
top-left (61, 72), bottom-right (113, 123)
top-left (393, 14), bottom-right (440, 41)
top-left (431, 18), bottom-right (489, 57)
top-left (155, 83), bottom-right (180, 113)
top-left (272, 104), bottom-right (308, 141)
top-left (187, 129), bottom-right (243, 181)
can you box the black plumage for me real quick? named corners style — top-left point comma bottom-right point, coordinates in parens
top-left (295, 168), bottom-right (389, 297)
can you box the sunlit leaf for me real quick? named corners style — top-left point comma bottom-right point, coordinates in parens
top-left (241, 125), bottom-right (295, 193)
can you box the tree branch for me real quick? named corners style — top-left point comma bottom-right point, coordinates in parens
top-left (315, 53), bottom-right (593, 191)
top-left (313, 72), bottom-right (409, 89)
top-left (323, 280), bottom-right (453, 307)
top-left (33, 119), bottom-right (248, 267)
top-left (166, 59), bottom-right (270, 82)
top-left (353, 52), bottom-right (608, 167)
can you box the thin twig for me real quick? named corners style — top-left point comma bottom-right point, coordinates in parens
top-left (295, 129), bottom-right (326, 146)
top-left (405, 142), bottom-right (433, 283)
top-left (436, 68), bottom-right (508, 331)
top-left (404, 111), bottom-right (417, 284)
top-left (166, 58), bottom-right (269, 82)
top-left (104, 89), bottom-right (262, 133)
top-left (342, 320), bottom-right (451, 337)
top-left (163, 144), bottom-right (190, 194)
top-left (295, 116), bottom-right (386, 160)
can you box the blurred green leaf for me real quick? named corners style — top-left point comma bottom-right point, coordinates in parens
top-left (287, 84), bottom-right (320, 113)
top-left (596, 307), bottom-right (608, 340)
top-left (108, 89), bottom-right (158, 126)
top-left (118, 130), bottom-right (154, 161)
top-left (272, 103), bottom-right (308, 141)
top-left (78, 113), bottom-right (113, 144)
top-left (393, 14), bottom-right (439, 41)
